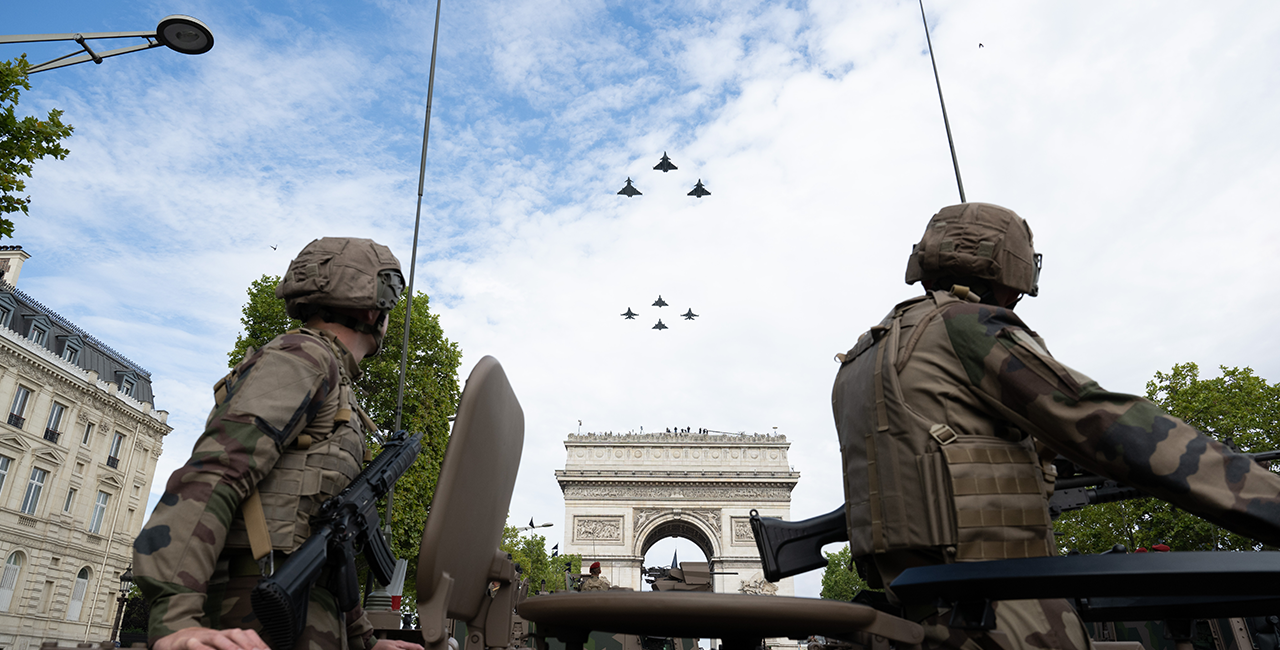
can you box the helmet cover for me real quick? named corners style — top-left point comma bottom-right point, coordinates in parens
top-left (276, 237), bottom-right (405, 320)
top-left (904, 202), bottom-right (1040, 296)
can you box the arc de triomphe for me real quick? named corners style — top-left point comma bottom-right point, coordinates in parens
top-left (557, 430), bottom-right (798, 595)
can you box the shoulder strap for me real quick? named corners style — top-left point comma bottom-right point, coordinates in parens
top-left (242, 488), bottom-right (273, 562)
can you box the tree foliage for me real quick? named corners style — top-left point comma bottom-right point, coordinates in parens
top-left (819, 544), bottom-right (867, 601)
top-left (229, 274), bottom-right (462, 606)
top-left (1053, 364), bottom-right (1280, 553)
top-left (1, 56), bottom-right (74, 239)
top-left (228, 275), bottom-right (301, 366)
top-left (500, 525), bottom-right (583, 597)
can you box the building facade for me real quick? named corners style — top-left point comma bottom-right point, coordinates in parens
top-left (557, 429), bottom-right (798, 595)
top-left (0, 247), bottom-right (170, 649)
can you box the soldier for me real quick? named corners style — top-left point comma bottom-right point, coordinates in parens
top-left (581, 562), bottom-right (612, 591)
top-left (833, 203), bottom-right (1280, 650)
top-left (133, 238), bottom-right (423, 650)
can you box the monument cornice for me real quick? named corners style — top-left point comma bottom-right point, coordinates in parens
top-left (566, 432), bottom-right (788, 445)
top-left (558, 480), bottom-right (795, 502)
top-left (557, 470), bottom-right (799, 481)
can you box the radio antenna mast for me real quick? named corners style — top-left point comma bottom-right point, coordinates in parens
top-left (394, 0), bottom-right (443, 434)
top-left (382, 0), bottom-right (442, 553)
top-left (918, 0), bottom-right (966, 203)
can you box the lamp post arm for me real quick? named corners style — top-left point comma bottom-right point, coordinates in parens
top-left (28, 40), bottom-right (163, 74)
top-left (0, 30), bottom-right (157, 45)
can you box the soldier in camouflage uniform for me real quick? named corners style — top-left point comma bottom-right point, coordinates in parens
top-left (133, 238), bottom-right (423, 650)
top-left (581, 562), bottom-right (611, 592)
top-left (834, 203), bottom-right (1280, 650)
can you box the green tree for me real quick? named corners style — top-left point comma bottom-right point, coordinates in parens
top-left (819, 544), bottom-right (867, 601)
top-left (1, 56), bottom-right (74, 239)
top-left (1053, 364), bottom-right (1280, 553)
top-left (227, 275), bottom-right (301, 366)
top-left (500, 525), bottom-right (583, 597)
top-left (228, 274), bottom-right (462, 606)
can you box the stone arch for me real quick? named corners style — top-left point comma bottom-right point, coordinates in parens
top-left (558, 430), bottom-right (799, 595)
top-left (636, 512), bottom-right (719, 562)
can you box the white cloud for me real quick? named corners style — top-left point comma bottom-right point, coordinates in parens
top-left (10, 0), bottom-right (1280, 600)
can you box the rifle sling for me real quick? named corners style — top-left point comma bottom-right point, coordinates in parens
top-left (242, 488), bottom-right (273, 562)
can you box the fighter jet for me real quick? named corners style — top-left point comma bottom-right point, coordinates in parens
top-left (681, 309), bottom-right (698, 320)
top-left (617, 178), bottom-right (642, 197)
top-left (688, 179), bottom-right (710, 198)
top-left (652, 295), bottom-right (668, 307)
top-left (653, 152), bottom-right (678, 172)
top-left (653, 319), bottom-right (668, 331)
top-left (621, 308), bottom-right (638, 319)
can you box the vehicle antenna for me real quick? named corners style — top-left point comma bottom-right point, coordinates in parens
top-left (394, 0), bottom-right (443, 434)
top-left (918, 0), bottom-right (966, 203)
top-left (385, 0), bottom-right (443, 546)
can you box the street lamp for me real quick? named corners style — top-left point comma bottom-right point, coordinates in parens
top-left (0, 15), bottom-right (214, 74)
top-left (109, 564), bottom-right (134, 644)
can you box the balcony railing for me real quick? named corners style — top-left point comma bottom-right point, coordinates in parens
top-left (106, 456), bottom-right (119, 469)
top-left (7, 412), bottom-right (24, 428)
top-left (44, 428), bottom-right (60, 443)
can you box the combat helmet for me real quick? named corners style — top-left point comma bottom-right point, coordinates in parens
top-left (276, 237), bottom-right (405, 353)
top-left (904, 202), bottom-right (1041, 297)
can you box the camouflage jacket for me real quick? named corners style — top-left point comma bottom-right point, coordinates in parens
top-left (133, 328), bottom-right (376, 647)
top-left (835, 291), bottom-right (1280, 556)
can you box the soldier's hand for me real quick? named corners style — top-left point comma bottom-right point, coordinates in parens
top-left (372, 639), bottom-right (424, 650)
top-left (154, 627), bottom-right (270, 650)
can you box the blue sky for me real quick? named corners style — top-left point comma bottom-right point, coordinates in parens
top-left (7, 0), bottom-right (1280, 598)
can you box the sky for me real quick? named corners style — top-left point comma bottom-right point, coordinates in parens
top-left (6, 0), bottom-right (1280, 600)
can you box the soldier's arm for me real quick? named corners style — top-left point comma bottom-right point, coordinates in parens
top-left (941, 302), bottom-right (1280, 546)
top-left (134, 336), bottom-right (340, 642)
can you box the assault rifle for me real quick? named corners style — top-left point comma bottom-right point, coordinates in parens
top-left (1047, 450), bottom-right (1280, 518)
top-left (251, 430), bottom-right (423, 650)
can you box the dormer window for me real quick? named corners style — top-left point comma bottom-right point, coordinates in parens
top-left (120, 377), bottom-right (136, 398)
top-left (0, 294), bottom-right (15, 330)
top-left (28, 322), bottom-right (46, 346)
top-left (61, 339), bottom-right (81, 364)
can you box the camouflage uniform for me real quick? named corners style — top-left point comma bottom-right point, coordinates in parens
top-left (580, 575), bottom-right (611, 592)
top-left (835, 204), bottom-right (1280, 650)
top-left (134, 327), bottom-right (377, 650)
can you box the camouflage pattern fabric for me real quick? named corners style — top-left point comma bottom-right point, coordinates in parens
top-left (835, 289), bottom-right (1280, 650)
top-left (917, 600), bottom-right (1089, 650)
top-left (936, 299), bottom-right (1280, 541)
top-left (133, 328), bottom-right (375, 649)
top-left (580, 575), bottom-right (612, 592)
top-left (207, 574), bottom-right (372, 650)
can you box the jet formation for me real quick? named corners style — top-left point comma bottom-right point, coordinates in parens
top-left (620, 296), bottom-right (700, 330)
top-left (614, 153), bottom-right (710, 199)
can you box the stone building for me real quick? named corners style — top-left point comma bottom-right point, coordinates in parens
top-left (0, 246), bottom-right (170, 649)
top-left (557, 429), bottom-right (798, 595)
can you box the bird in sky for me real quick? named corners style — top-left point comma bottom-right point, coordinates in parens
top-left (653, 319), bottom-right (668, 330)
top-left (621, 308), bottom-right (638, 319)
top-left (652, 295), bottom-right (668, 307)
top-left (688, 179), bottom-right (710, 198)
top-left (654, 152), bottom-right (678, 172)
top-left (617, 177), bottom-right (642, 197)
top-left (681, 309), bottom-right (698, 320)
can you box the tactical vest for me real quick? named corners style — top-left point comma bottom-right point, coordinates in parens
top-left (220, 331), bottom-right (372, 554)
top-left (832, 290), bottom-right (1056, 564)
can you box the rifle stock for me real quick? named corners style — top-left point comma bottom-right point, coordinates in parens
top-left (251, 430), bottom-right (423, 650)
top-left (749, 507), bottom-right (848, 583)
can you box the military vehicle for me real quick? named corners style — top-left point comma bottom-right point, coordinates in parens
top-left (380, 355), bottom-right (1280, 650)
